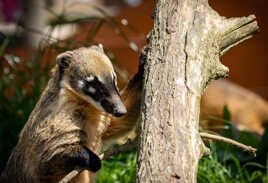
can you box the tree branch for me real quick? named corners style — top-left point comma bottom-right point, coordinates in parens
top-left (200, 132), bottom-right (257, 157)
top-left (100, 139), bottom-right (137, 160)
top-left (220, 15), bottom-right (259, 56)
top-left (58, 167), bottom-right (84, 183)
top-left (58, 140), bottom-right (136, 183)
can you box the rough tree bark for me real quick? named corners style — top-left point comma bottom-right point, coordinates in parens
top-left (136, 0), bottom-right (258, 183)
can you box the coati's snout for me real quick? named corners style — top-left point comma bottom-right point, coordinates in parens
top-left (100, 94), bottom-right (127, 117)
top-left (77, 74), bottom-right (127, 117)
top-left (56, 46), bottom-right (127, 117)
top-left (79, 75), bottom-right (127, 117)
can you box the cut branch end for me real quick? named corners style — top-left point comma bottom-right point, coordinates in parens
top-left (220, 15), bottom-right (259, 56)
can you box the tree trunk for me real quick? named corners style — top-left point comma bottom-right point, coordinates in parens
top-left (136, 0), bottom-right (258, 183)
top-left (21, 0), bottom-right (46, 48)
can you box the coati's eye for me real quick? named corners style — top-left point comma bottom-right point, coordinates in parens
top-left (82, 76), bottom-right (110, 101)
top-left (77, 75), bottom-right (95, 92)
top-left (87, 87), bottom-right (96, 94)
top-left (83, 75), bottom-right (97, 94)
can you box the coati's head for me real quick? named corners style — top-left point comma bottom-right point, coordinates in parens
top-left (56, 45), bottom-right (127, 117)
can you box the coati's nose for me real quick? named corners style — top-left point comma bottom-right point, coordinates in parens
top-left (100, 95), bottom-right (127, 117)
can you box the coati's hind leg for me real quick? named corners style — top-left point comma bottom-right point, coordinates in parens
top-left (39, 144), bottom-right (101, 181)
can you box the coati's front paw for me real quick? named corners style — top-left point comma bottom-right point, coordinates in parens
top-left (39, 146), bottom-right (101, 176)
top-left (84, 148), bottom-right (101, 172)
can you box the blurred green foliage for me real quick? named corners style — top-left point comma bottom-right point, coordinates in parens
top-left (0, 46), bottom-right (52, 171)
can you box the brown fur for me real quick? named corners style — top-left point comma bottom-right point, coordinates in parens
top-left (0, 46), bottom-right (142, 183)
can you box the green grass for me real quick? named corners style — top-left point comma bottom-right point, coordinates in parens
top-left (96, 144), bottom-right (268, 183)
top-left (198, 144), bottom-right (267, 183)
top-left (96, 151), bottom-right (136, 183)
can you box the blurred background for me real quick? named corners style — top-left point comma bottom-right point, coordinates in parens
top-left (0, 0), bottom-right (268, 182)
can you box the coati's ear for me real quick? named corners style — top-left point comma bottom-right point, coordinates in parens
top-left (56, 51), bottom-right (72, 69)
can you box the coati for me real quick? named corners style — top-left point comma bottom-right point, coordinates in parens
top-left (0, 45), bottom-right (143, 183)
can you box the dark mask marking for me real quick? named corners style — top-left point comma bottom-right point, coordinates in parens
top-left (100, 99), bottom-right (114, 114)
top-left (82, 77), bottom-right (110, 101)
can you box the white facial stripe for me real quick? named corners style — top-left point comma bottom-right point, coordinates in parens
top-left (78, 80), bottom-right (85, 88)
top-left (88, 87), bottom-right (96, 93)
top-left (86, 75), bottom-right (94, 82)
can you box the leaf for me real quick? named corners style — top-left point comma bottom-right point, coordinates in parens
top-left (258, 123), bottom-right (268, 156)
top-left (223, 105), bottom-right (231, 121)
top-left (238, 131), bottom-right (260, 148)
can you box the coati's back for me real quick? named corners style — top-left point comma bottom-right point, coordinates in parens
top-left (0, 46), bottom-right (128, 183)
